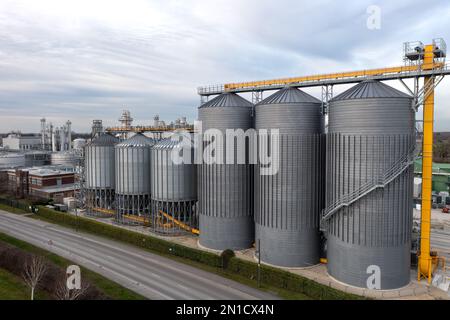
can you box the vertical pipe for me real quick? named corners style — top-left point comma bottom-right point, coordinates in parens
top-left (419, 44), bottom-right (435, 282)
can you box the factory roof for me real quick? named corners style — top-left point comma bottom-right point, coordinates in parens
top-left (7, 165), bottom-right (75, 177)
top-left (36, 184), bottom-right (77, 194)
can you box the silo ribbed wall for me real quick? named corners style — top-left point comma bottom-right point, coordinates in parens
top-left (325, 81), bottom-right (415, 289)
top-left (85, 134), bottom-right (119, 216)
top-left (115, 134), bottom-right (154, 223)
top-left (198, 93), bottom-right (254, 250)
top-left (151, 139), bottom-right (197, 235)
top-left (254, 88), bottom-right (324, 267)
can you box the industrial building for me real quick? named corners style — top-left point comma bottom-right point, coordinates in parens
top-left (2, 39), bottom-right (449, 294)
top-left (2, 133), bottom-right (41, 151)
top-left (6, 166), bottom-right (76, 201)
top-left (40, 118), bottom-right (72, 152)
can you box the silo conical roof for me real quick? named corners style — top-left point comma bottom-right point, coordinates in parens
top-left (153, 138), bottom-right (186, 150)
top-left (199, 92), bottom-right (253, 108)
top-left (258, 87), bottom-right (321, 105)
top-left (331, 80), bottom-right (412, 101)
top-left (88, 133), bottom-right (119, 146)
top-left (116, 133), bottom-right (155, 147)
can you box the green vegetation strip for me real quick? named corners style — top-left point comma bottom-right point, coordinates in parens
top-left (28, 205), bottom-right (364, 300)
top-left (0, 232), bottom-right (146, 300)
top-left (0, 267), bottom-right (49, 300)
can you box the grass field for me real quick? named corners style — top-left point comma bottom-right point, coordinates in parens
top-left (0, 267), bottom-right (49, 300)
top-left (0, 203), bottom-right (28, 214)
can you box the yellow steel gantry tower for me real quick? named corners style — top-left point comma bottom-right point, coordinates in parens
top-left (198, 39), bottom-right (449, 284)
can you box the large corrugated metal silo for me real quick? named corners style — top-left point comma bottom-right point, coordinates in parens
top-left (85, 133), bottom-right (119, 216)
top-left (151, 136), bottom-right (197, 234)
top-left (255, 87), bottom-right (325, 267)
top-left (115, 133), bottom-right (155, 223)
top-left (325, 80), bottom-right (415, 289)
top-left (198, 92), bottom-right (254, 250)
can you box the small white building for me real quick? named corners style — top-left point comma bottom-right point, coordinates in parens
top-left (2, 133), bottom-right (41, 151)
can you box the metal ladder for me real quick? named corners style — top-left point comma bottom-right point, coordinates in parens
top-left (321, 144), bottom-right (417, 224)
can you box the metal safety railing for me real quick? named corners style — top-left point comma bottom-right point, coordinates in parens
top-left (197, 63), bottom-right (450, 96)
top-left (322, 144), bottom-right (417, 222)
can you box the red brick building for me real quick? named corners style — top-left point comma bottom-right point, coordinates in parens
top-left (7, 166), bottom-right (77, 202)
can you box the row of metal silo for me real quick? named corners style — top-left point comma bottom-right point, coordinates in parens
top-left (197, 80), bottom-right (415, 290)
top-left (84, 132), bottom-right (198, 233)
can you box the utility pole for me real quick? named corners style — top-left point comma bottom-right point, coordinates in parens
top-left (257, 239), bottom-right (261, 288)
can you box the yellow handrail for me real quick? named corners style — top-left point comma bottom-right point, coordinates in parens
top-left (224, 62), bottom-right (444, 91)
top-left (91, 207), bottom-right (115, 215)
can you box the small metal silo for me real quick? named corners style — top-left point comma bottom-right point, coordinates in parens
top-left (115, 133), bottom-right (155, 224)
top-left (255, 87), bottom-right (325, 267)
top-left (198, 92), bottom-right (254, 250)
top-left (151, 136), bottom-right (197, 235)
top-left (325, 80), bottom-right (415, 289)
top-left (85, 133), bottom-right (119, 216)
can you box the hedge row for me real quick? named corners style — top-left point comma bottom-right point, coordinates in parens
top-left (34, 206), bottom-right (222, 268)
top-left (0, 197), bottom-right (31, 212)
top-left (226, 258), bottom-right (363, 300)
top-left (22, 205), bottom-right (361, 300)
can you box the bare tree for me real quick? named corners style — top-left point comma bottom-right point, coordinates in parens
top-left (54, 274), bottom-right (90, 300)
top-left (22, 255), bottom-right (47, 300)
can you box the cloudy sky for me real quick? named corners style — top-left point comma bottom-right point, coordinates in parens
top-left (0, 0), bottom-right (449, 132)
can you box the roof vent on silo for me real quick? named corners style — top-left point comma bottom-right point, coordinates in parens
top-left (331, 80), bottom-right (412, 101)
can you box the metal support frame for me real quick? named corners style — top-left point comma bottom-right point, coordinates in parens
top-left (321, 85), bottom-right (333, 114)
top-left (152, 200), bottom-right (198, 235)
top-left (251, 91), bottom-right (263, 104)
top-left (116, 193), bottom-right (151, 225)
top-left (74, 147), bottom-right (85, 211)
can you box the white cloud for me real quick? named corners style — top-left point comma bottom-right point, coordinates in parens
top-left (0, 0), bottom-right (449, 132)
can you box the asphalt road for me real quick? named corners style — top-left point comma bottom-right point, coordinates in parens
top-left (0, 210), bottom-right (278, 300)
top-left (431, 228), bottom-right (450, 261)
